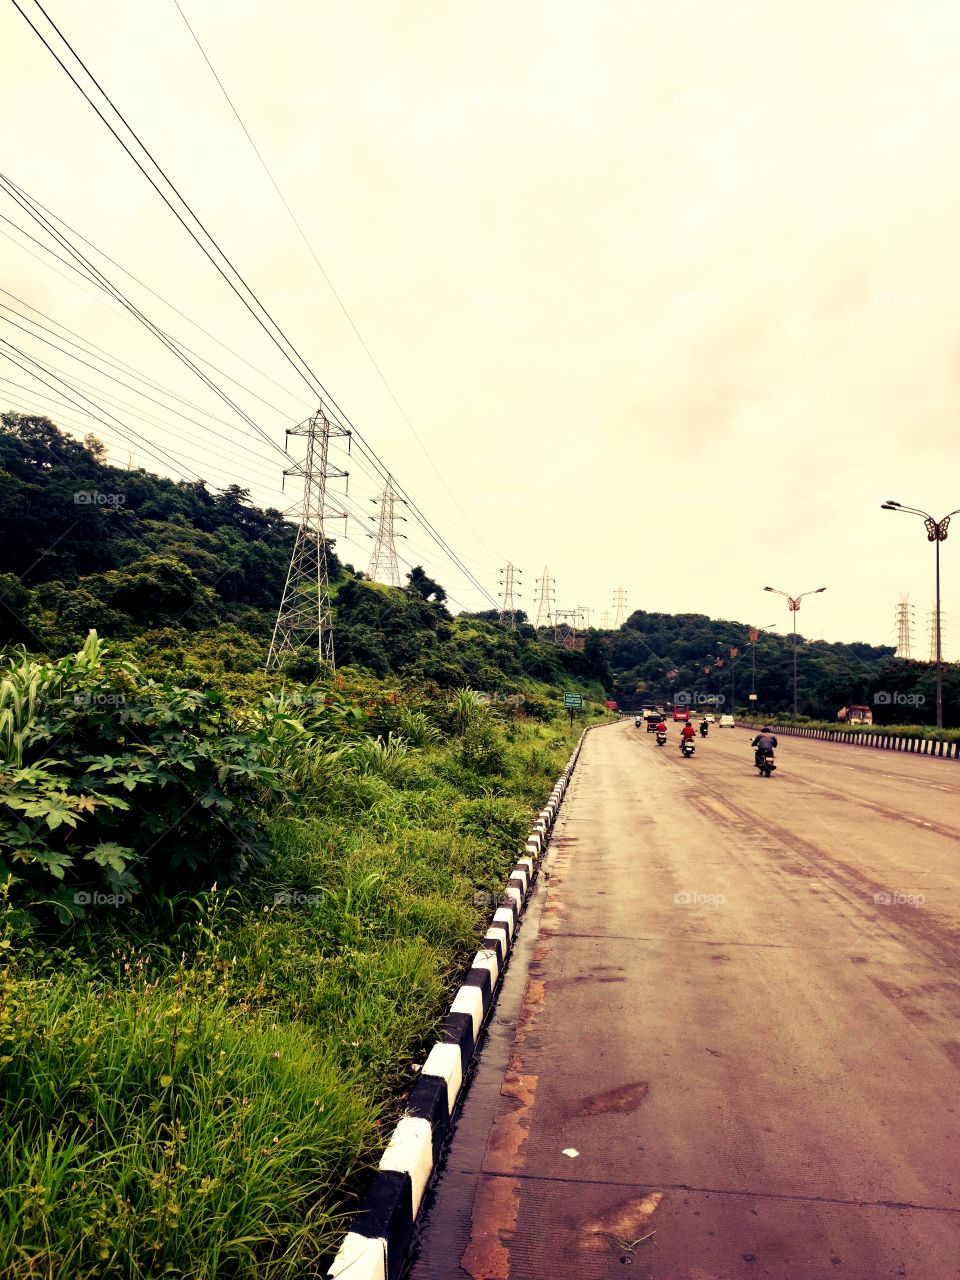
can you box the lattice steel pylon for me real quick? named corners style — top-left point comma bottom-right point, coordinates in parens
top-left (534, 565), bottom-right (555, 628)
top-left (600, 608), bottom-right (612, 628)
top-left (499, 562), bottom-right (521, 628)
top-left (612, 586), bottom-right (628, 628)
top-left (266, 403), bottom-right (350, 672)
top-left (927, 604), bottom-right (941, 662)
top-left (895, 594), bottom-right (914, 658)
top-left (367, 475), bottom-right (405, 587)
top-left (554, 608), bottom-right (584, 651)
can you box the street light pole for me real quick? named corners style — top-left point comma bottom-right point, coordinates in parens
top-left (763, 587), bottom-right (827, 717)
top-left (882, 501), bottom-right (959, 730)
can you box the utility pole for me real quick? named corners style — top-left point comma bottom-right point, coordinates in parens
top-left (367, 475), bottom-right (405, 587)
top-left (534, 566), bottom-right (555, 629)
top-left (763, 585), bottom-right (826, 716)
top-left (267, 403), bottom-right (349, 672)
top-left (927, 604), bottom-right (938, 663)
top-left (895, 594), bottom-right (914, 659)
top-left (882, 501), bottom-right (959, 730)
top-left (578, 606), bottom-right (592, 629)
top-left (499, 562), bottom-right (521, 628)
top-left (612, 586), bottom-right (628, 629)
top-left (600, 609), bottom-right (611, 629)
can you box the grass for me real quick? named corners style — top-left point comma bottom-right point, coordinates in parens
top-left (0, 706), bottom-right (595, 1278)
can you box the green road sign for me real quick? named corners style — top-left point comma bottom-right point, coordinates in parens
top-left (563, 693), bottom-right (584, 708)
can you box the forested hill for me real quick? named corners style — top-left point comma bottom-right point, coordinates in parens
top-left (608, 609), bottom-right (943, 723)
top-left (2, 412), bottom-right (946, 720)
top-left (0, 412), bottom-right (607, 694)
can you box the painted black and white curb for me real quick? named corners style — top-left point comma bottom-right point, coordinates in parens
top-left (743, 721), bottom-right (960, 758)
top-left (325, 728), bottom-right (592, 1280)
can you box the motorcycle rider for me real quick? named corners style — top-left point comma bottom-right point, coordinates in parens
top-left (654, 716), bottom-right (667, 735)
top-left (679, 721), bottom-right (696, 751)
top-left (699, 717), bottom-right (709, 737)
top-left (750, 725), bottom-right (778, 766)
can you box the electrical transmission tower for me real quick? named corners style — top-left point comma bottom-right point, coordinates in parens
top-left (534, 566), bottom-right (555, 628)
top-left (367, 475), bottom-right (406, 587)
top-left (554, 608), bottom-right (584, 651)
top-left (894, 594), bottom-right (914, 658)
top-left (612, 586), bottom-right (628, 628)
top-left (267, 403), bottom-right (350, 672)
top-left (927, 603), bottom-right (941, 662)
top-left (578, 606), bottom-right (592, 629)
top-left (600, 608), bottom-right (611, 629)
top-left (499, 562), bottom-right (522, 628)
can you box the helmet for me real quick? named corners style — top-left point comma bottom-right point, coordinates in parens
top-left (762, 725), bottom-right (772, 732)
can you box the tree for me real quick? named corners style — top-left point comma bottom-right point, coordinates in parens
top-left (405, 565), bottom-right (447, 604)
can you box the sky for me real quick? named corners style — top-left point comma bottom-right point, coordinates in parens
top-left (1, 0), bottom-right (959, 655)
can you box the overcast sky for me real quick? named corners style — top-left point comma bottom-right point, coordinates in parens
top-left (2, 0), bottom-right (958, 654)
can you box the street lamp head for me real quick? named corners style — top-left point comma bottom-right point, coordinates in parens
top-left (815, 587), bottom-right (827, 593)
top-left (763, 586), bottom-right (775, 592)
top-left (885, 500), bottom-right (901, 507)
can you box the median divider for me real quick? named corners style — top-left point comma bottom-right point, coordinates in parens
top-left (743, 722), bottom-right (957, 758)
top-left (325, 725), bottom-right (594, 1280)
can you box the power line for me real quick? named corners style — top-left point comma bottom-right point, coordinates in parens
top-left (10, 3), bottom-right (499, 609)
top-left (170, 0), bottom-right (498, 564)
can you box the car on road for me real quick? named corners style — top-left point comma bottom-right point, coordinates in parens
top-left (718, 714), bottom-right (735, 728)
top-left (702, 713), bottom-right (716, 723)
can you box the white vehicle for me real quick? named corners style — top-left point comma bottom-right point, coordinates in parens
top-left (718, 714), bottom-right (736, 728)
top-left (702, 713), bottom-right (716, 723)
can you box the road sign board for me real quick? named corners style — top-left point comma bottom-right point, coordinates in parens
top-left (563, 693), bottom-right (584, 708)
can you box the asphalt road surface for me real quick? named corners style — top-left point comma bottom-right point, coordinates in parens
top-left (408, 719), bottom-right (960, 1280)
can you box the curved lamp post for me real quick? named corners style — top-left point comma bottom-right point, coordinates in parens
top-left (881, 501), bottom-right (960, 730)
top-left (763, 586), bottom-right (826, 716)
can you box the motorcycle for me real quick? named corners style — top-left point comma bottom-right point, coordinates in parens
top-left (699, 723), bottom-right (709, 738)
top-left (680, 737), bottom-right (696, 758)
top-left (655, 730), bottom-right (667, 747)
top-left (635, 717), bottom-right (643, 728)
top-left (755, 749), bottom-right (776, 778)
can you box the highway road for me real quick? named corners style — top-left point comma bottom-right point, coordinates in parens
top-left (408, 719), bottom-right (960, 1280)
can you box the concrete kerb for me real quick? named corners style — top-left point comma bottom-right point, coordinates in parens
top-left (742, 721), bottom-right (956, 759)
top-left (325, 726), bottom-right (596, 1280)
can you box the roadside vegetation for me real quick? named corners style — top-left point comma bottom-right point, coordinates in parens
top-left (0, 631), bottom-right (596, 1277)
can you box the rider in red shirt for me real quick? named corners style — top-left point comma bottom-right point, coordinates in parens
top-left (655, 718), bottom-right (667, 734)
top-left (680, 721), bottom-right (696, 743)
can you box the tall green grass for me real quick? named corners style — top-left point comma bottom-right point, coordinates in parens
top-left (0, 708), bottom-right (581, 1276)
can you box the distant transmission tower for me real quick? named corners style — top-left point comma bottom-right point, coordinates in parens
top-left (578, 606), bottom-right (592, 629)
top-left (554, 608), bottom-right (584, 650)
top-left (927, 603), bottom-right (941, 662)
top-left (367, 475), bottom-right (405, 587)
top-left (600, 608), bottom-right (611, 628)
top-left (499, 562), bottom-right (521, 628)
top-left (534, 565), bottom-right (555, 628)
top-left (612, 586), bottom-right (628, 628)
top-left (266, 403), bottom-right (350, 672)
top-left (895, 594), bottom-right (914, 658)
